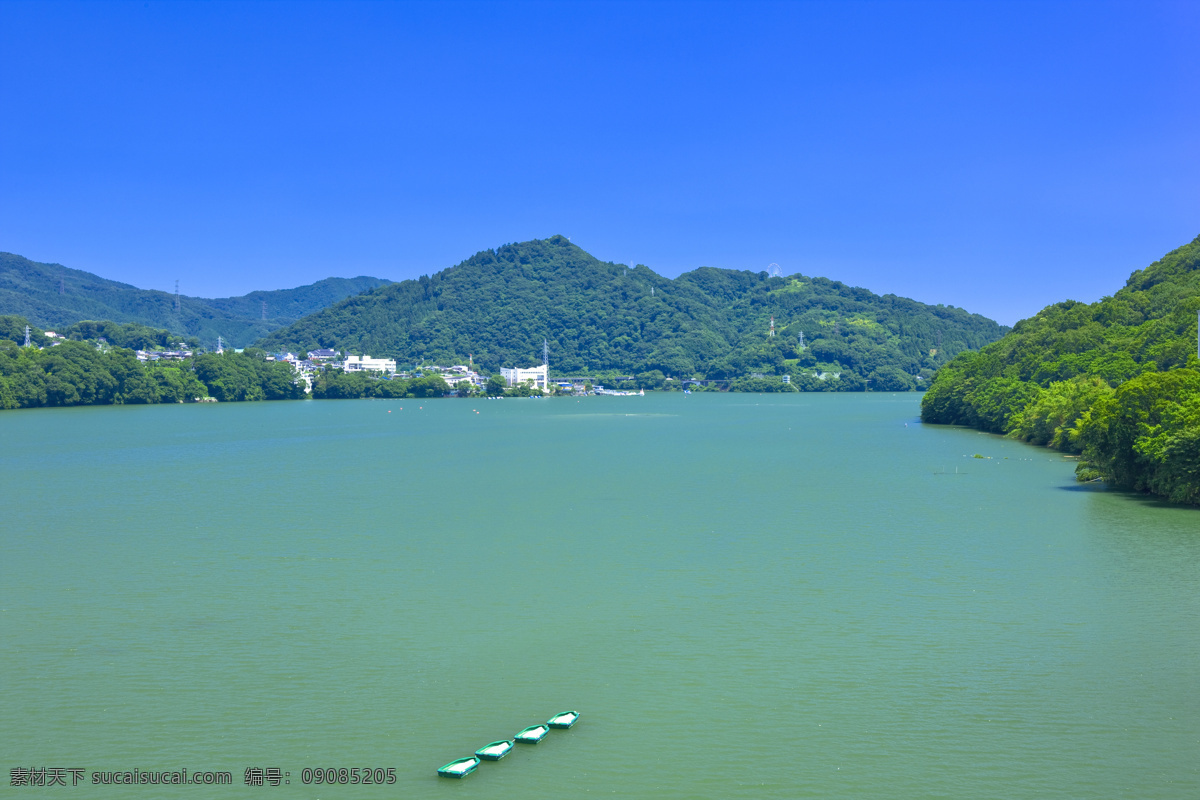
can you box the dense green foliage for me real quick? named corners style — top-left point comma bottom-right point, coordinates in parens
top-left (192, 350), bottom-right (306, 402)
top-left (257, 236), bottom-right (1006, 390)
top-left (0, 317), bottom-right (303, 409)
top-left (1, 315), bottom-right (203, 351)
top-left (1074, 370), bottom-right (1200, 503)
top-left (312, 371), bottom-right (452, 400)
top-left (0, 251), bottom-right (389, 347)
top-left (0, 340), bottom-right (206, 408)
top-left (0, 314), bottom-right (475, 409)
top-left (0, 315), bottom-right (52, 348)
top-left (921, 235), bottom-right (1200, 503)
top-left (61, 320), bottom-right (202, 350)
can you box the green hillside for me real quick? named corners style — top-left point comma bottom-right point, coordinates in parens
top-left (922, 234), bottom-right (1200, 503)
top-left (0, 251), bottom-right (390, 347)
top-left (257, 235), bottom-right (1006, 389)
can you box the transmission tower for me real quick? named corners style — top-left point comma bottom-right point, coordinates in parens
top-left (174, 280), bottom-right (181, 312)
top-left (216, 335), bottom-right (224, 354)
top-left (798, 331), bottom-right (805, 350)
top-left (543, 338), bottom-right (549, 368)
top-left (769, 316), bottom-right (775, 337)
top-left (58, 278), bottom-right (65, 295)
top-left (24, 325), bottom-right (31, 347)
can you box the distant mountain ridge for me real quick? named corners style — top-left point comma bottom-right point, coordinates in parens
top-left (257, 235), bottom-right (1008, 388)
top-left (0, 251), bottom-right (391, 347)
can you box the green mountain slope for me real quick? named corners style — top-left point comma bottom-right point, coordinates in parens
top-left (921, 234), bottom-right (1200, 503)
top-left (0, 251), bottom-right (390, 347)
top-left (257, 235), bottom-right (1007, 388)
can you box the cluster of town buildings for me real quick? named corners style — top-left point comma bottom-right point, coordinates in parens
top-left (131, 342), bottom-right (560, 394)
top-left (280, 350), bottom-right (498, 393)
top-left (128, 344), bottom-right (849, 393)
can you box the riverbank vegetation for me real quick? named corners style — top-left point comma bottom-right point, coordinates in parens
top-left (0, 317), bottom-right (303, 408)
top-left (921, 235), bottom-right (1200, 504)
top-left (0, 316), bottom-right (473, 409)
top-left (312, 370), bottom-right (452, 399)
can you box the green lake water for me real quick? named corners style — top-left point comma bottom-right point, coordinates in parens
top-left (2, 393), bottom-right (1197, 798)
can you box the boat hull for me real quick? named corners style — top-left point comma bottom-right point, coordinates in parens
top-left (547, 711), bottom-right (580, 729)
top-left (514, 725), bottom-right (549, 743)
top-left (437, 757), bottom-right (480, 778)
top-left (475, 740), bottom-right (514, 761)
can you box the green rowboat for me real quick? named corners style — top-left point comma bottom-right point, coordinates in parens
top-left (514, 724), bottom-right (550, 743)
top-left (437, 757), bottom-right (480, 778)
top-left (475, 740), bottom-right (514, 761)
top-left (547, 710), bottom-right (580, 729)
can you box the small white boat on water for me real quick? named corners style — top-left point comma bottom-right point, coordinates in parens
top-left (547, 710), bottom-right (579, 729)
top-left (437, 757), bottom-right (480, 778)
top-left (475, 740), bottom-right (514, 761)
top-left (514, 724), bottom-right (550, 743)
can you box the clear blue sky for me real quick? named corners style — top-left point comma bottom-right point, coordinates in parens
top-left (1, 0), bottom-right (1197, 325)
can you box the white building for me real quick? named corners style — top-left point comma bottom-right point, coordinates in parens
top-left (343, 355), bottom-right (397, 373)
top-left (438, 365), bottom-right (485, 388)
top-left (501, 364), bottom-right (549, 391)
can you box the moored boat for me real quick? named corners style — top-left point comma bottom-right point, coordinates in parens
top-left (547, 710), bottom-right (580, 729)
top-left (514, 724), bottom-right (550, 743)
top-left (475, 740), bottom-right (514, 761)
top-left (437, 757), bottom-right (480, 778)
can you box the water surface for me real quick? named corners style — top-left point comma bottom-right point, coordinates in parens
top-left (2, 393), bottom-right (1197, 798)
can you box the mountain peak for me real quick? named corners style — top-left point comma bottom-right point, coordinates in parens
top-left (257, 237), bottom-right (1006, 382)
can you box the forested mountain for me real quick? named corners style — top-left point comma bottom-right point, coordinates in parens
top-left (922, 234), bottom-right (1200, 504)
top-left (257, 236), bottom-right (1006, 389)
top-left (0, 251), bottom-right (390, 347)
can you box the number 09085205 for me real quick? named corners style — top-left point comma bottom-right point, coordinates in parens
top-left (300, 767), bottom-right (396, 785)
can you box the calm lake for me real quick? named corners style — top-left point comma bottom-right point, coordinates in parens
top-left (2, 393), bottom-right (1197, 798)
